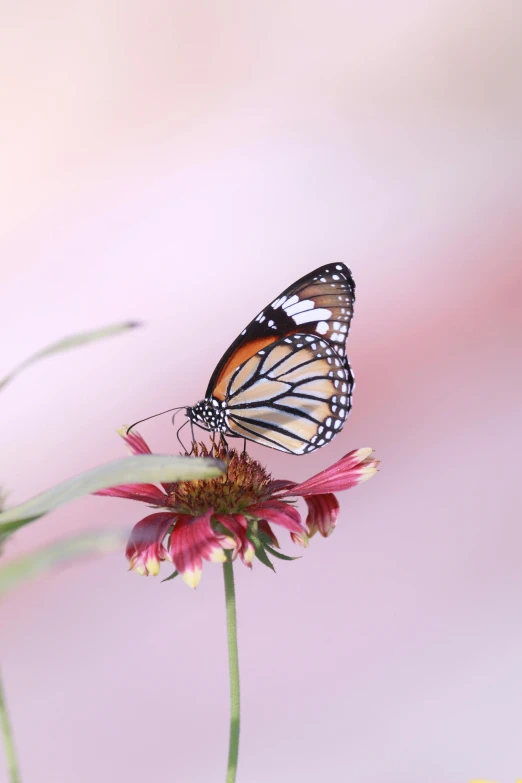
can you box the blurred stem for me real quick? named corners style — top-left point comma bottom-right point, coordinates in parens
top-left (0, 668), bottom-right (21, 783)
top-left (223, 559), bottom-right (240, 783)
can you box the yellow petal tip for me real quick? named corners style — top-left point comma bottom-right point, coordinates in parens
top-left (146, 559), bottom-right (161, 576)
top-left (244, 547), bottom-right (255, 564)
top-left (209, 548), bottom-right (227, 563)
top-left (182, 568), bottom-right (202, 589)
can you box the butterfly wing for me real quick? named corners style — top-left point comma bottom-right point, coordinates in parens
top-left (206, 263), bottom-right (355, 401)
top-left (223, 333), bottom-right (354, 454)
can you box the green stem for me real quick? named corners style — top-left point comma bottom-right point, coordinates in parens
top-left (223, 559), bottom-right (240, 783)
top-left (0, 668), bottom-right (21, 783)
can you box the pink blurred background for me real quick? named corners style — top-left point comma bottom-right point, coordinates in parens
top-left (1, 2), bottom-right (522, 781)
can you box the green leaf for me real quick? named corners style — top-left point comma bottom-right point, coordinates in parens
top-left (257, 530), bottom-right (276, 547)
top-left (0, 529), bottom-right (128, 597)
top-left (246, 530), bottom-right (275, 572)
top-left (0, 321), bottom-right (141, 392)
top-left (254, 544), bottom-right (275, 571)
top-left (161, 569), bottom-right (179, 583)
top-left (256, 530), bottom-right (300, 561)
top-left (264, 544), bottom-right (301, 562)
top-left (0, 455), bottom-right (225, 535)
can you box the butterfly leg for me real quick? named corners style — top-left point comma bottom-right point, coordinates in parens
top-left (227, 433), bottom-right (247, 455)
top-left (189, 420), bottom-right (197, 455)
top-left (176, 419), bottom-right (190, 454)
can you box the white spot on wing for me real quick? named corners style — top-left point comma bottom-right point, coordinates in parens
top-left (315, 321), bottom-right (329, 335)
top-left (284, 299), bottom-right (315, 316)
top-left (283, 294), bottom-right (299, 308)
top-left (293, 308), bottom-right (332, 326)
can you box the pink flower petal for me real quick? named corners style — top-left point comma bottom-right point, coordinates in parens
top-left (290, 530), bottom-right (309, 547)
top-left (249, 500), bottom-right (306, 535)
top-left (118, 428), bottom-right (175, 493)
top-left (214, 514), bottom-right (255, 567)
top-left (268, 479), bottom-right (295, 493)
top-left (126, 512), bottom-right (175, 576)
top-left (275, 448), bottom-right (378, 496)
top-left (118, 428), bottom-right (152, 455)
top-left (169, 509), bottom-right (235, 588)
top-left (95, 483), bottom-right (167, 505)
top-left (304, 493), bottom-right (340, 538)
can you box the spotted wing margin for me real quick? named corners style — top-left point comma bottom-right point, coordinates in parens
top-left (206, 263), bottom-right (355, 399)
top-left (224, 334), bottom-right (354, 454)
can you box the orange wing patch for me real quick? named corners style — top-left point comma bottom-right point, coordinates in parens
top-left (212, 336), bottom-right (278, 400)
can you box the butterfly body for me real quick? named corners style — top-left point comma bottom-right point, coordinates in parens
top-left (187, 264), bottom-right (356, 454)
top-left (189, 397), bottom-right (229, 433)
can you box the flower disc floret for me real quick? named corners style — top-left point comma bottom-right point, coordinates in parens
top-left (167, 442), bottom-right (272, 516)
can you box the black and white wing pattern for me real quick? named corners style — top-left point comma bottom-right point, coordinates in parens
top-left (189, 263), bottom-right (356, 454)
top-left (224, 334), bottom-right (353, 454)
top-left (206, 263), bottom-right (355, 399)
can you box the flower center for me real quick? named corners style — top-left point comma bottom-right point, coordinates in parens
top-left (167, 441), bottom-right (272, 515)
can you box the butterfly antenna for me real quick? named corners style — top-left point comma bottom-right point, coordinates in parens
top-left (127, 406), bottom-right (187, 435)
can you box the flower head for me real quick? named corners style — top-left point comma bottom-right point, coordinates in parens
top-left (96, 430), bottom-right (378, 588)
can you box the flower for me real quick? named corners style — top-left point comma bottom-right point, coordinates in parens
top-left (95, 429), bottom-right (379, 588)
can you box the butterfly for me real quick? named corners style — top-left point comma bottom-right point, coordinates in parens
top-left (186, 264), bottom-right (356, 454)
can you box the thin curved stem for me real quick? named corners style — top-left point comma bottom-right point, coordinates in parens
top-left (0, 667), bottom-right (21, 782)
top-left (223, 559), bottom-right (240, 783)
